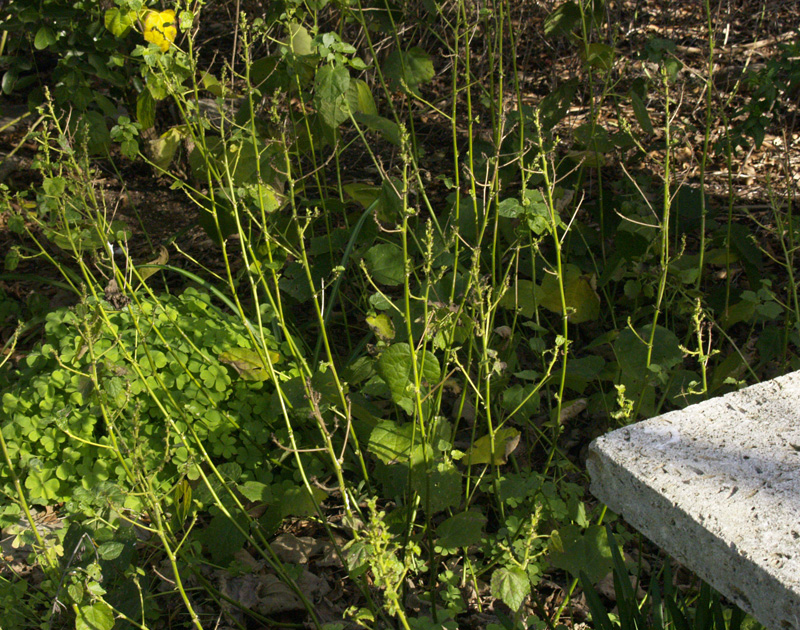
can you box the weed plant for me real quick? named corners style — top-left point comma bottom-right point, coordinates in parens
top-left (0, 0), bottom-right (794, 628)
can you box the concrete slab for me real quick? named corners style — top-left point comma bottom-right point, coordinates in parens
top-left (587, 371), bottom-right (800, 630)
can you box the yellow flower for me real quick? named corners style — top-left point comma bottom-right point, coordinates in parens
top-left (143, 9), bottom-right (177, 52)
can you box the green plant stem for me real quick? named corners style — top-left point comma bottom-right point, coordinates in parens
top-left (694, 0), bottom-right (716, 291)
top-left (637, 62), bottom-right (674, 418)
top-left (533, 109), bottom-right (569, 472)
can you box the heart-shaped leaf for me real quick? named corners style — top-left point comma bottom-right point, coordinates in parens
top-left (315, 64), bottom-right (351, 129)
top-left (491, 566), bottom-right (530, 612)
top-left (412, 460), bottom-right (461, 513)
top-left (368, 420), bottom-right (415, 465)
top-left (548, 524), bottom-right (613, 584)
top-left (364, 243), bottom-right (405, 286)
top-left (614, 324), bottom-right (683, 378)
top-left (436, 510), bottom-right (486, 550)
top-left (376, 343), bottom-right (441, 409)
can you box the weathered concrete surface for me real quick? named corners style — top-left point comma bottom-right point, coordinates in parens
top-left (587, 371), bottom-right (800, 630)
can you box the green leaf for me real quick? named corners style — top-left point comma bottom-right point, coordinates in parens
top-left (76, 602), bottom-right (115, 630)
top-left (502, 384), bottom-right (540, 417)
top-left (285, 22), bottom-right (313, 56)
top-left (491, 566), bottom-right (530, 611)
top-left (172, 478), bottom-right (193, 529)
top-left (135, 245), bottom-right (169, 284)
top-left (412, 460), bottom-right (462, 513)
top-left (34, 26), bottom-right (57, 50)
top-left (314, 64), bottom-right (351, 129)
top-left (238, 481), bottom-right (272, 503)
top-left (104, 8), bottom-right (136, 38)
top-left (630, 91), bottom-right (654, 135)
top-left (97, 541), bottom-right (124, 560)
top-left (538, 79), bottom-right (578, 131)
top-left (344, 182), bottom-right (381, 208)
top-left (219, 347), bottom-right (280, 381)
top-left (353, 113), bottom-right (401, 146)
top-left (376, 343), bottom-right (441, 410)
top-left (2, 69), bottom-right (18, 95)
top-left (347, 79), bottom-right (378, 116)
top-left (136, 90), bottom-right (156, 130)
top-left (200, 512), bottom-right (247, 564)
top-left (537, 264), bottom-right (600, 323)
top-left (383, 46), bottom-right (435, 97)
top-left (436, 510), bottom-right (486, 550)
top-left (275, 482), bottom-right (327, 518)
top-left (366, 313), bottom-right (395, 342)
top-left (4, 246), bottom-right (20, 271)
top-left (465, 427), bottom-right (520, 465)
top-left (544, 1), bottom-right (581, 38)
top-left (368, 420), bottom-right (416, 464)
top-left (548, 524), bottom-right (613, 584)
top-left (499, 279), bottom-right (537, 319)
top-left (614, 324), bottom-right (683, 378)
top-left (582, 43), bottom-right (615, 71)
top-left (189, 135), bottom-right (283, 190)
top-left (364, 243), bottom-right (405, 286)
top-left (497, 197), bottom-right (523, 218)
top-left (200, 72), bottom-right (225, 97)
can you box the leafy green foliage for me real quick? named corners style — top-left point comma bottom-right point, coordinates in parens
top-left (1, 0), bottom-right (793, 627)
top-left (1, 289), bottom-right (283, 507)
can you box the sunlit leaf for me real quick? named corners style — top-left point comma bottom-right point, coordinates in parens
top-left (238, 481), bottom-right (272, 503)
top-left (33, 26), bottom-right (56, 50)
top-left (136, 89), bottom-right (156, 130)
top-left (136, 245), bottom-right (169, 284)
top-left (172, 478), bottom-right (192, 530)
top-left (200, 72), bottom-right (224, 97)
top-left (582, 43), bottom-right (615, 71)
top-left (285, 22), bottom-right (313, 56)
top-left (499, 279), bottom-right (537, 319)
top-left (537, 264), bottom-right (600, 324)
top-left (368, 420), bottom-right (416, 465)
top-left (143, 10), bottom-right (177, 53)
top-left (219, 347), bottom-right (280, 381)
top-left (376, 343), bottom-right (441, 411)
top-left (465, 427), bottom-right (520, 465)
top-left (344, 182), bottom-right (381, 208)
top-left (491, 566), bottom-right (530, 611)
top-left (353, 113), bottom-right (401, 146)
top-left (104, 8), bottom-right (137, 38)
top-left (364, 243), bottom-right (405, 286)
top-left (366, 313), bottom-right (395, 342)
top-left (76, 602), bottom-right (114, 630)
top-left (347, 79), bottom-right (378, 116)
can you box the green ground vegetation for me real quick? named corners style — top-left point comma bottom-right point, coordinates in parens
top-left (0, 0), bottom-right (796, 628)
